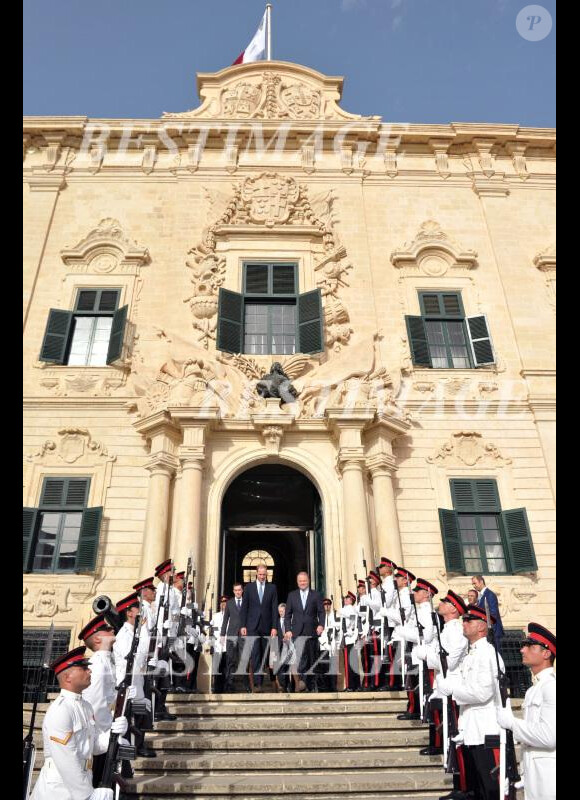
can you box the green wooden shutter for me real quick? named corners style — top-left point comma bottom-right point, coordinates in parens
top-left (40, 478), bottom-right (90, 508)
top-left (439, 509), bottom-right (465, 572)
top-left (244, 264), bottom-right (269, 295)
top-left (451, 479), bottom-right (501, 513)
top-left (298, 289), bottom-right (324, 354)
top-left (313, 493), bottom-right (325, 594)
top-left (217, 289), bottom-right (244, 353)
top-left (23, 508), bottom-right (39, 572)
top-left (502, 508), bottom-right (537, 573)
top-left (39, 309), bottom-right (73, 364)
top-left (466, 315), bottom-right (495, 366)
top-left (106, 305), bottom-right (128, 364)
top-left (272, 264), bottom-right (296, 295)
top-left (75, 507), bottom-right (103, 572)
top-left (405, 316), bottom-right (432, 367)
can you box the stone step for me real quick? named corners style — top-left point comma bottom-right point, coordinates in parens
top-left (122, 770), bottom-right (449, 796)
top-left (166, 692), bottom-right (409, 702)
top-left (166, 700), bottom-right (411, 716)
top-left (132, 749), bottom-right (444, 772)
top-left (147, 729), bottom-right (430, 750)
top-left (152, 716), bottom-right (426, 732)
top-left (123, 795), bottom-right (444, 800)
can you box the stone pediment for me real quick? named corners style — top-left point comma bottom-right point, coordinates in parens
top-left (163, 61), bottom-right (377, 121)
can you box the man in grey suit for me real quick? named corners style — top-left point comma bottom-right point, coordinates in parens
top-left (283, 571), bottom-right (325, 692)
top-left (240, 564), bottom-right (278, 691)
top-left (220, 582), bottom-right (244, 693)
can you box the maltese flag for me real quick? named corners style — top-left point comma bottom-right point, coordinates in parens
top-left (232, 10), bottom-right (267, 64)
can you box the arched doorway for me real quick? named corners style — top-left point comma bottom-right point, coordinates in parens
top-left (219, 464), bottom-right (325, 603)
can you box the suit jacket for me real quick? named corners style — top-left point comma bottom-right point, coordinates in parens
top-left (284, 588), bottom-right (325, 637)
top-left (477, 587), bottom-right (505, 639)
top-left (240, 580), bottom-right (278, 635)
top-left (220, 597), bottom-right (243, 637)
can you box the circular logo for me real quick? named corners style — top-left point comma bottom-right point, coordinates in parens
top-left (516, 5), bottom-right (553, 41)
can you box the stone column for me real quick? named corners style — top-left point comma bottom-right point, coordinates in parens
top-left (367, 454), bottom-right (403, 565)
top-left (169, 409), bottom-right (220, 586)
top-left (176, 449), bottom-right (205, 572)
top-left (134, 412), bottom-right (180, 574)
top-left (339, 451), bottom-right (374, 579)
top-left (327, 409), bottom-right (375, 581)
top-left (141, 453), bottom-right (177, 573)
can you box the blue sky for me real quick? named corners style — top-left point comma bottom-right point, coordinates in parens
top-left (23, 0), bottom-right (555, 126)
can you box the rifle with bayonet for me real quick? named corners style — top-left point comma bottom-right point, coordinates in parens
top-left (484, 598), bottom-right (520, 800)
top-left (408, 591), bottom-right (425, 713)
top-left (23, 623), bottom-right (54, 799)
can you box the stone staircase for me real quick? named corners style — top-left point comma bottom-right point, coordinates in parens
top-left (24, 692), bottom-right (523, 799)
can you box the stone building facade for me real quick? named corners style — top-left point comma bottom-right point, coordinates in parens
top-left (23, 61), bottom-right (555, 680)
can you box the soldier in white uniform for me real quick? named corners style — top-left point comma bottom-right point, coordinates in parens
top-left (112, 592), bottom-right (155, 758)
top-left (384, 567), bottom-right (415, 695)
top-left (358, 572), bottom-right (384, 690)
top-left (496, 622), bottom-right (556, 800)
top-left (209, 596), bottom-right (228, 692)
top-left (436, 603), bottom-right (506, 800)
top-left (418, 589), bottom-right (469, 794)
top-left (317, 598), bottom-right (339, 691)
top-left (78, 615), bottom-right (122, 787)
top-left (376, 557), bottom-right (397, 690)
top-left (338, 591), bottom-right (359, 691)
top-left (391, 577), bottom-right (435, 720)
top-left (152, 560), bottom-right (179, 720)
top-left (30, 645), bottom-right (127, 800)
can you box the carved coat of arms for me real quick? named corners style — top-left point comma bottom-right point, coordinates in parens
top-left (221, 82), bottom-right (262, 117)
top-left (241, 173), bottom-right (299, 227)
top-left (280, 84), bottom-right (321, 119)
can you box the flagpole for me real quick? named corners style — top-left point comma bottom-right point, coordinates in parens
top-left (266, 3), bottom-right (272, 60)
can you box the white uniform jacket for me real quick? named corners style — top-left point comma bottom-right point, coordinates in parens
top-left (451, 637), bottom-right (505, 746)
top-left (209, 611), bottom-right (225, 654)
top-left (379, 575), bottom-right (396, 611)
top-left (427, 617), bottom-right (468, 694)
top-left (82, 650), bottom-right (116, 733)
top-left (384, 586), bottom-right (411, 629)
top-left (30, 689), bottom-right (109, 800)
top-left (512, 668), bottom-right (556, 800)
top-left (113, 621), bottom-right (148, 699)
top-left (393, 600), bottom-right (434, 664)
top-left (318, 611), bottom-right (339, 652)
top-left (337, 605), bottom-right (358, 646)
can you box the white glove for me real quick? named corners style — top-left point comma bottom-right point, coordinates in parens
top-left (414, 644), bottom-right (427, 660)
top-left (90, 789), bottom-right (114, 800)
top-left (111, 716), bottom-right (128, 736)
top-left (143, 697), bottom-right (152, 712)
top-left (147, 657), bottom-right (158, 668)
top-left (156, 659), bottom-right (169, 672)
top-left (163, 619), bottom-right (172, 629)
top-left (496, 706), bottom-right (515, 730)
top-left (436, 677), bottom-right (453, 696)
top-left (390, 628), bottom-right (404, 641)
top-left (126, 685), bottom-right (137, 700)
top-left (180, 607), bottom-right (192, 617)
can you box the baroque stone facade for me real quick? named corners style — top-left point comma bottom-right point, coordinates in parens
top-left (23, 61), bottom-right (556, 673)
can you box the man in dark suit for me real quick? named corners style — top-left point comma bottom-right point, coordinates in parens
top-left (239, 563), bottom-right (278, 691)
top-left (272, 603), bottom-right (293, 692)
top-left (283, 571), bottom-right (325, 691)
top-left (473, 574), bottom-right (505, 652)
top-left (220, 582), bottom-right (244, 693)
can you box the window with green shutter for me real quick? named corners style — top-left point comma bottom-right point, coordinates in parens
top-left (216, 263), bottom-right (324, 355)
top-left (39, 288), bottom-right (128, 367)
top-left (23, 477), bottom-right (103, 574)
top-left (439, 479), bottom-right (537, 574)
top-left (406, 291), bottom-right (495, 369)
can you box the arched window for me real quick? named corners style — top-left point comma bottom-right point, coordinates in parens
top-left (242, 549), bottom-right (274, 583)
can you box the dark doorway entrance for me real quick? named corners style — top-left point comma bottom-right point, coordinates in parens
top-left (220, 465), bottom-right (324, 604)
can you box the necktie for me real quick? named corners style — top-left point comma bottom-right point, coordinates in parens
top-left (258, 582), bottom-right (264, 602)
top-left (281, 618), bottom-right (285, 633)
top-left (302, 590), bottom-right (307, 610)
top-left (237, 599), bottom-right (241, 609)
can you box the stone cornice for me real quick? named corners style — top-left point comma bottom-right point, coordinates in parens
top-left (366, 453), bottom-right (398, 476)
top-left (133, 410), bottom-right (181, 438)
top-left (23, 117), bottom-right (556, 149)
